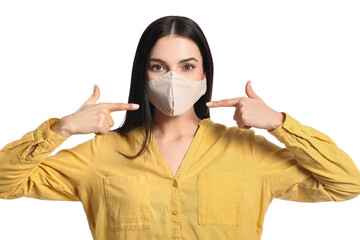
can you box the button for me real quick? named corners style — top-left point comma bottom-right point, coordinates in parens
top-left (172, 210), bottom-right (178, 215)
top-left (172, 180), bottom-right (178, 188)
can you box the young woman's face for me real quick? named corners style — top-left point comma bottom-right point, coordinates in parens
top-left (147, 35), bottom-right (205, 81)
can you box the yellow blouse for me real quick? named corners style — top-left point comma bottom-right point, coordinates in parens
top-left (1, 112), bottom-right (360, 240)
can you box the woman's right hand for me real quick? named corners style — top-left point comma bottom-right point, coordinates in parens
top-left (50, 85), bottom-right (140, 138)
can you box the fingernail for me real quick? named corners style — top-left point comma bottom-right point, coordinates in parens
top-left (132, 104), bottom-right (139, 109)
top-left (249, 81), bottom-right (252, 87)
top-left (206, 102), bottom-right (213, 107)
top-left (93, 85), bottom-right (96, 93)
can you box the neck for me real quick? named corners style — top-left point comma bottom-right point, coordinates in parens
top-left (151, 107), bottom-right (201, 140)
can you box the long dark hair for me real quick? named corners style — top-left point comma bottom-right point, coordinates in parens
top-left (113, 15), bottom-right (214, 159)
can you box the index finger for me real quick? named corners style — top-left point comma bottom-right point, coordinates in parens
top-left (102, 102), bottom-right (140, 112)
top-left (207, 97), bottom-right (246, 108)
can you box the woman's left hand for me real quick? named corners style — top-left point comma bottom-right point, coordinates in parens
top-left (206, 81), bottom-right (285, 131)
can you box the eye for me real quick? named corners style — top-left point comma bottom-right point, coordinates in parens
top-left (150, 64), bottom-right (165, 71)
top-left (182, 64), bottom-right (195, 71)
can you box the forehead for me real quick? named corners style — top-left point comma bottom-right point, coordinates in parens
top-left (150, 35), bottom-right (202, 61)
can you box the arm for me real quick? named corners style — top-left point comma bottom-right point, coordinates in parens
top-left (0, 85), bottom-right (139, 200)
top-left (251, 112), bottom-right (360, 202)
top-left (0, 118), bottom-right (97, 200)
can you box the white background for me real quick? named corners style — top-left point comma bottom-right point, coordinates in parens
top-left (1, 0), bottom-right (359, 239)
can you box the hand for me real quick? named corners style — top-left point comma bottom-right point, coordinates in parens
top-left (206, 81), bottom-right (285, 131)
top-left (51, 85), bottom-right (140, 137)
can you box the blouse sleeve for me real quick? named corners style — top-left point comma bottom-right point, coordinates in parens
top-left (251, 112), bottom-right (360, 202)
top-left (0, 118), bottom-right (97, 201)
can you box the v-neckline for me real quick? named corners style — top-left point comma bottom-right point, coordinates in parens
top-left (150, 118), bottom-right (210, 180)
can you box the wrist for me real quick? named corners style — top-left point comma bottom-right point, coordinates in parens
top-left (268, 112), bottom-right (285, 132)
top-left (50, 116), bottom-right (73, 138)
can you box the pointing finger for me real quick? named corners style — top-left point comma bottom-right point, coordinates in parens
top-left (206, 97), bottom-right (246, 108)
top-left (102, 102), bottom-right (140, 112)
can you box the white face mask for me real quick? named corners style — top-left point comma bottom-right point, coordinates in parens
top-left (146, 71), bottom-right (207, 117)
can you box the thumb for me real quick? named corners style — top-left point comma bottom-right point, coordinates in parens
top-left (84, 84), bottom-right (100, 105)
top-left (245, 81), bottom-right (261, 100)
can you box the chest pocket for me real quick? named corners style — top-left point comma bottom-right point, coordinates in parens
top-left (103, 175), bottom-right (150, 231)
top-left (197, 171), bottom-right (244, 227)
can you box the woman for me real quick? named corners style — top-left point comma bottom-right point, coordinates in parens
top-left (1, 16), bottom-right (360, 240)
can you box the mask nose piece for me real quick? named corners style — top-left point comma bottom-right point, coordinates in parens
top-left (168, 71), bottom-right (174, 78)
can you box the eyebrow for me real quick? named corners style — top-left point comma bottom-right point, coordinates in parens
top-left (149, 57), bottom-right (198, 64)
